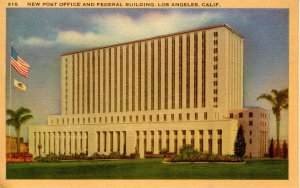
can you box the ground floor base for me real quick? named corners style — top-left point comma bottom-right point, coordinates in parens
top-left (29, 120), bottom-right (239, 158)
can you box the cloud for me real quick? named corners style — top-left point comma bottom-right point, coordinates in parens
top-left (18, 11), bottom-right (223, 48)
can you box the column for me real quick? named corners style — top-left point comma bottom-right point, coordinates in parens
top-left (106, 131), bottom-right (111, 154)
top-left (139, 131), bottom-right (144, 158)
top-left (50, 132), bottom-right (54, 154)
top-left (186, 130), bottom-right (191, 145)
top-left (77, 132), bottom-right (81, 154)
top-left (175, 36), bottom-right (179, 109)
top-left (134, 43), bottom-right (139, 111)
top-left (182, 34), bottom-right (187, 109)
top-left (45, 132), bottom-right (49, 155)
top-left (147, 41), bottom-right (151, 110)
top-left (190, 33), bottom-right (194, 109)
top-left (146, 131), bottom-right (151, 152)
top-left (55, 132), bottom-right (59, 155)
top-left (111, 48), bottom-right (115, 113)
top-left (161, 130), bottom-right (166, 150)
top-left (169, 130), bottom-right (174, 153)
top-left (203, 130), bottom-right (208, 153)
top-left (154, 131), bottom-right (159, 154)
top-left (194, 130), bottom-right (200, 151)
top-left (212, 130), bottom-right (218, 154)
top-left (66, 132), bottom-right (70, 155)
top-left (154, 39), bottom-right (158, 110)
top-left (70, 132), bottom-right (75, 154)
top-left (82, 132), bottom-right (87, 154)
top-left (35, 132), bottom-right (40, 155)
top-left (141, 42), bottom-right (145, 111)
top-left (128, 44), bottom-right (132, 112)
top-left (88, 131), bottom-right (96, 156)
top-left (178, 130), bottom-right (183, 151)
top-left (120, 131), bottom-right (124, 155)
top-left (60, 132), bottom-right (64, 155)
top-left (40, 132), bottom-right (45, 155)
top-left (116, 47), bottom-right (120, 112)
top-left (167, 37), bottom-right (172, 109)
top-left (161, 38), bottom-right (165, 110)
top-left (113, 131), bottom-right (118, 152)
top-left (99, 131), bottom-right (104, 154)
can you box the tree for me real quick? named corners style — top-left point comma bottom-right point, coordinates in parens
top-left (282, 140), bottom-right (288, 159)
top-left (257, 88), bottom-right (288, 157)
top-left (269, 138), bottom-right (274, 158)
top-left (234, 125), bottom-right (246, 160)
top-left (6, 107), bottom-right (33, 153)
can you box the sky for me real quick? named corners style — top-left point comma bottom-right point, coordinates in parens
top-left (6, 9), bottom-right (289, 143)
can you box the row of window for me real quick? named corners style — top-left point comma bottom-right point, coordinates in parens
top-left (229, 112), bottom-right (268, 119)
top-left (50, 112), bottom-right (211, 125)
top-left (65, 31), bottom-right (220, 115)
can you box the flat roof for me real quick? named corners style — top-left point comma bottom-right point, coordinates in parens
top-left (61, 24), bottom-right (244, 56)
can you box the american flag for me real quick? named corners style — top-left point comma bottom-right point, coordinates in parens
top-left (10, 47), bottom-right (30, 78)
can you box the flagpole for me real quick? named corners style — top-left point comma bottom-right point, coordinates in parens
top-left (9, 41), bottom-right (12, 158)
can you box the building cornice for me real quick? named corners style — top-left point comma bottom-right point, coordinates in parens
top-left (61, 24), bottom-right (244, 56)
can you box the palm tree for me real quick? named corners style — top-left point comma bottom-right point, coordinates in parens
top-left (6, 107), bottom-right (33, 153)
top-left (257, 88), bottom-right (288, 157)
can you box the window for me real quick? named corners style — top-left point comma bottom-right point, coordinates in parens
top-left (249, 112), bottom-right (253, 118)
top-left (250, 139), bottom-right (252, 144)
top-left (214, 64), bottom-right (218, 70)
top-left (214, 73), bottom-right (218, 78)
top-left (230, 113), bottom-right (233, 118)
top-left (214, 32), bottom-right (218, 37)
top-left (214, 48), bottom-right (218, 53)
top-left (136, 115), bottom-right (139, 122)
top-left (218, 130), bottom-right (222, 135)
top-left (149, 115), bottom-right (152, 122)
top-left (164, 114), bottom-right (167, 121)
top-left (195, 113), bottom-right (198, 120)
top-left (171, 114), bottom-right (174, 121)
top-left (214, 81), bottom-right (218, 86)
top-left (249, 121), bottom-right (253, 126)
top-left (179, 114), bottom-right (182, 121)
top-left (130, 116), bottom-right (132, 122)
top-left (156, 115), bottom-right (159, 121)
top-left (204, 112), bottom-right (208, 120)
top-left (250, 130), bottom-right (252, 135)
top-left (239, 112), bottom-right (243, 118)
top-left (187, 113), bottom-right (190, 120)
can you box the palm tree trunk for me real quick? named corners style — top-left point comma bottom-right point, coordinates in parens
top-left (276, 114), bottom-right (280, 158)
top-left (17, 127), bottom-right (20, 153)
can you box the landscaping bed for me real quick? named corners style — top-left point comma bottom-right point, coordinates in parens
top-left (164, 145), bottom-right (243, 163)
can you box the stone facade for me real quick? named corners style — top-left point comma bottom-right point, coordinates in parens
top-left (28, 24), bottom-right (267, 158)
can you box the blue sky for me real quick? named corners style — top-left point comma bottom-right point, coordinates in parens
top-left (6, 9), bottom-right (289, 142)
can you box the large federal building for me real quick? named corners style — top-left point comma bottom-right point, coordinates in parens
top-left (29, 24), bottom-right (269, 158)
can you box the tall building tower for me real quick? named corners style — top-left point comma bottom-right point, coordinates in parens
top-left (29, 24), bottom-right (267, 158)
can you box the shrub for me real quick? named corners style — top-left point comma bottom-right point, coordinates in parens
top-left (269, 138), bottom-right (274, 158)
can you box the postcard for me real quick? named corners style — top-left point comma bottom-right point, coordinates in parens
top-left (0, 0), bottom-right (298, 187)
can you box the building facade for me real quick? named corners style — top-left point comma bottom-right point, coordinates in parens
top-left (29, 24), bottom-right (267, 158)
top-left (229, 108), bottom-right (269, 157)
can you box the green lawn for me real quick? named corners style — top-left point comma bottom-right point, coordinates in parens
top-left (6, 158), bottom-right (288, 179)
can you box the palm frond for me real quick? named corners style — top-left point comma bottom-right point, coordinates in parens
top-left (6, 119), bottom-right (18, 127)
top-left (16, 107), bottom-right (31, 117)
top-left (257, 94), bottom-right (275, 105)
top-left (19, 114), bottom-right (33, 124)
top-left (6, 109), bottom-right (16, 117)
